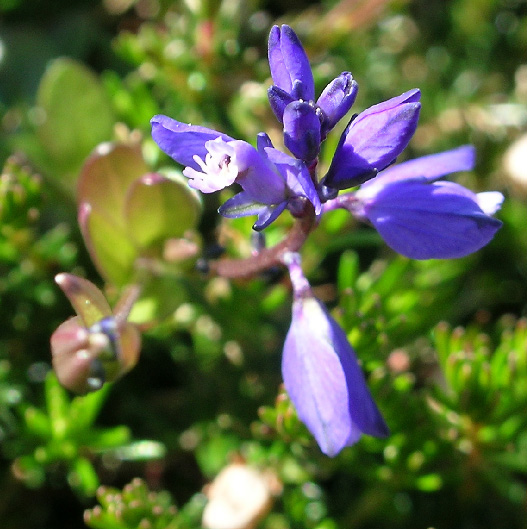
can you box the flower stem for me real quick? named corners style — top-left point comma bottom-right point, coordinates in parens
top-left (209, 205), bottom-right (316, 279)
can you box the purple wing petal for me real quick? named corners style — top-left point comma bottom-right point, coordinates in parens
top-left (324, 90), bottom-right (421, 190)
top-left (317, 72), bottom-right (358, 136)
top-left (151, 115), bottom-right (232, 170)
top-left (283, 297), bottom-right (388, 457)
top-left (264, 148), bottom-right (321, 214)
top-left (268, 25), bottom-right (314, 101)
top-left (363, 146), bottom-right (476, 192)
top-left (219, 191), bottom-right (269, 217)
top-left (253, 201), bottom-right (289, 230)
top-left (233, 143), bottom-right (287, 204)
top-left (283, 101), bottom-right (321, 161)
top-left (364, 179), bottom-right (502, 259)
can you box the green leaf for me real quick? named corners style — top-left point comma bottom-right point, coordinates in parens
top-left (79, 204), bottom-right (137, 286)
top-left (68, 384), bottom-right (112, 434)
top-left (105, 440), bottom-right (167, 462)
top-left (85, 426), bottom-right (132, 450)
top-left (128, 274), bottom-right (188, 325)
top-left (55, 273), bottom-right (112, 328)
top-left (23, 407), bottom-right (51, 438)
top-left (78, 143), bottom-right (150, 231)
top-left (337, 250), bottom-right (360, 293)
top-left (124, 170), bottom-right (202, 250)
top-left (45, 372), bottom-right (70, 440)
top-left (36, 58), bottom-right (115, 184)
top-left (68, 457), bottom-right (99, 497)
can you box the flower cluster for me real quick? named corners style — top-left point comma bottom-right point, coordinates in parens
top-left (151, 25), bottom-right (503, 456)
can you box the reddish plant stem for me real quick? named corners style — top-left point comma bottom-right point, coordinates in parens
top-left (209, 205), bottom-right (316, 279)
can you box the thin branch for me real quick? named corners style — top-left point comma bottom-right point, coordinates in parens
top-left (208, 206), bottom-right (316, 279)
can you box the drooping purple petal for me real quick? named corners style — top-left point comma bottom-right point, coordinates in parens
top-left (283, 296), bottom-right (389, 456)
top-left (283, 101), bottom-right (321, 162)
top-left (362, 179), bottom-right (503, 259)
top-left (317, 72), bottom-right (358, 137)
top-left (151, 115), bottom-right (233, 170)
top-left (268, 25), bottom-right (315, 101)
top-left (324, 89), bottom-right (421, 190)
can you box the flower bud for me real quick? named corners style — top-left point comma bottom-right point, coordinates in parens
top-left (51, 274), bottom-right (141, 393)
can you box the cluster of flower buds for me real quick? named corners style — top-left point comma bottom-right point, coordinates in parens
top-left (150, 25), bottom-right (503, 455)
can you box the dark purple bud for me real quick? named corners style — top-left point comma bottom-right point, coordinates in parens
top-left (267, 85), bottom-right (295, 122)
top-left (324, 89), bottom-right (421, 190)
top-left (283, 101), bottom-right (321, 162)
top-left (317, 72), bottom-right (358, 137)
top-left (268, 25), bottom-right (315, 102)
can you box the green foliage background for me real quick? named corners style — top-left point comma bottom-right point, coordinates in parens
top-left (1, 0), bottom-right (527, 528)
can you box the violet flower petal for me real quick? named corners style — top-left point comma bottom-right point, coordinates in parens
top-left (267, 85), bottom-right (295, 122)
top-left (363, 179), bottom-right (503, 259)
top-left (233, 143), bottom-right (288, 204)
top-left (361, 145), bottom-right (476, 194)
top-left (264, 147), bottom-right (321, 214)
top-left (283, 101), bottom-right (321, 162)
top-left (324, 89), bottom-right (421, 190)
top-left (151, 115), bottom-right (233, 170)
top-left (268, 25), bottom-right (315, 102)
top-left (219, 191), bottom-right (288, 231)
top-left (283, 296), bottom-right (389, 456)
top-left (253, 202), bottom-right (289, 230)
top-left (256, 132), bottom-right (274, 152)
top-left (317, 72), bottom-right (358, 137)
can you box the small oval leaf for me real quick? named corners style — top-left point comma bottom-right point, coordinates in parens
top-left (124, 170), bottom-right (202, 250)
top-left (37, 58), bottom-right (115, 177)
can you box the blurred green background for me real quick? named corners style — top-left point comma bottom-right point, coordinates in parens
top-left (1, 0), bottom-right (527, 528)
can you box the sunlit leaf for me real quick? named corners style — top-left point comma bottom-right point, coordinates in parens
top-left (79, 203), bottom-right (137, 286)
top-left (36, 58), bottom-right (115, 181)
top-left (124, 170), bottom-right (202, 250)
top-left (78, 143), bottom-right (150, 230)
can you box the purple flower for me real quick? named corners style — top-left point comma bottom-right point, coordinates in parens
top-left (282, 253), bottom-right (388, 456)
top-left (323, 90), bottom-right (422, 190)
top-left (267, 25), bottom-right (358, 160)
top-left (151, 116), bottom-right (320, 230)
top-left (335, 146), bottom-right (503, 259)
